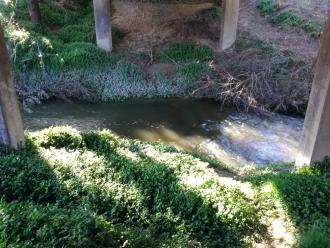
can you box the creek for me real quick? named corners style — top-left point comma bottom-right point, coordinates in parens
top-left (23, 99), bottom-right (304, 167)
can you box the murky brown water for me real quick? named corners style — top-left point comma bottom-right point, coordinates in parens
top-left (23, 99), bottom-right (304, 167)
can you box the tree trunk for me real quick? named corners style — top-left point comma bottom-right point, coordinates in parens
top-left (0, 24), bottom-right (25, 148)
top-left (28, 0), bottom-right (42, 24)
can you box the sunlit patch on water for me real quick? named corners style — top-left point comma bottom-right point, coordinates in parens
top-left (23, 100), bottom-right (304, 168)
top-left (199, 113), bottom-right (304, 167)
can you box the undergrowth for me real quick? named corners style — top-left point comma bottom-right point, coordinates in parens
top-left (0, 127), bottom-right (329, 247)
top-left (257, 0), bottom-right (322, 35)
top-left (242, 162), bottom-right (330, 248)
top-left (0, 0), bottom-right (124, 71)
top-left (0, 127), bottom-right (263, 247)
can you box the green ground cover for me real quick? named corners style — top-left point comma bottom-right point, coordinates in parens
top-left (1, 0), bottom-right (216, 109)
top-left (0, 127), bottom-right (328, 247)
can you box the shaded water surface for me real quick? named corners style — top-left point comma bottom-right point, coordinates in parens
top-left (23, 99), bottom-right (304, 167)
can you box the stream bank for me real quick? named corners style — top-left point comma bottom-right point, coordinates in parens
top-left (1, 0), bottom-right (313, 114)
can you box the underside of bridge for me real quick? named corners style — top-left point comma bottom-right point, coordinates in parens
top-left (0, 0), bottom-right (330, 165)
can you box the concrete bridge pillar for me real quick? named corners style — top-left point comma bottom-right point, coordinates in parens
top-left (296, 17), bottom-right (330, 166)
top-left (0, 24), bottom-right (25, 148)
top-left (93, 0), bottom-right (112, 52)
top-left (219, 0), bottom-right (240, 51)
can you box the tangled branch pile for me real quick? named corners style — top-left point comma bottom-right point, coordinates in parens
top-left (194, 34), bottom-right (313, 114)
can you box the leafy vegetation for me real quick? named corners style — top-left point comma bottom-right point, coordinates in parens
top-left (0, 0), bottom-right (122, 71)
top-left (0, 127), bottom-right (262, 247)
top-left (0, 127), bottom-right (329, 247)
top-left (272, 11), bottom-right (321, 34)
top-left (257, 0), bottom-right (322, 35)
top-left (257, 0), bottom-right (278, 15)
top-left (242, 163), bottom-right (330, 248)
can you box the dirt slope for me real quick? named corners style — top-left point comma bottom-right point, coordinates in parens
top-left (112, 0), bottom-right (326, 60)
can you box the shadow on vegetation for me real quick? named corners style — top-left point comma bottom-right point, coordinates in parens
top-left (241, 162), bottom-right (330, 247)
top-left (0, 128), bottom-right (265, 247)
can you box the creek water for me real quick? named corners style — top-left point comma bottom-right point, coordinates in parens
top-left (23, 99), bottom-right (304, 168)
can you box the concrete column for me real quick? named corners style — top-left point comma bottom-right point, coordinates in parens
top-left (296, 17), bottom-right (330, 166)
top-left (0, 24), bottom-right (25, 148)
top-left (219, 0), bottom-right (240, 51)
top-left (93, 0), bottom-right (112, 52)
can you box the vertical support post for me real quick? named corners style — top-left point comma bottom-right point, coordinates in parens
top-left (28, 0), bottom-right (42, 25)
top-left (0, 24), bottom-right (25, 148)
top-left (93, 0), bottom-right (112, 52)
top-left (219, 0), bottom-right (240, 51)
top-left (296, 17), bottom-right (330, 166)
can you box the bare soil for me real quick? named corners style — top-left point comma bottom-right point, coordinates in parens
top-left (278, 0), bottom-right (329, 23)
top-left (112, 1), bottom-right (219, 50)
top-left (112, 0), bottom-right (326, 60)
top-left (239, 0), bottom-right (323, 60)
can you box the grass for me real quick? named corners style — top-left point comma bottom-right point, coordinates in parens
top-left (0, 0), bottom-right (123, 72)
top-left (0, 127), bottom-right (329, 247)
top-left (257, 0), bottom-right (322, 35)
top-left (160, 42), bottom-right (213, 82)
top-left (1, 0), bottom-right (212, 107)
top-left (161, 42), bottom-right (214, 62)
top-left (177, 62), bottom-right (209, 80)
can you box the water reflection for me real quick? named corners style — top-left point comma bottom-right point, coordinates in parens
top-left (23, 99), bottom-right (304, 167)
